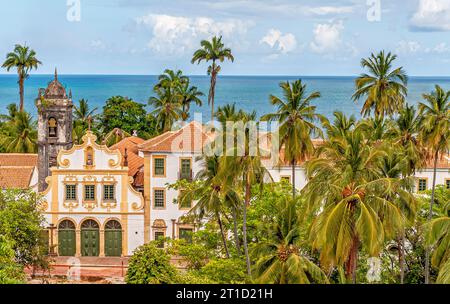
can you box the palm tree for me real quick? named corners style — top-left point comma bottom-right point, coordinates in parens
top-left (262, 80), bottom-right (323, 198)
top-left (222, 111), bottom-right (273, 276)
top-left (386, 104), bottom-right (426, 284)
top-left (74, 99), bottom-right (97, 124)
top-left (154, 69), bottom-right (188, 92)
top-left (178, 79), bottom-right (203, 121)
top-left (149, 88), bottom-right (182, 133)
top-left (419, 85), bottom-right (450, 284)
top-left (191, 36), bottom-right (234, 120)
top-left (2, 44), bottom-right (42, 111)
top-left (353, 50), bottom-right (407, 118)
top-left (252, 197), bottom-right (329, 284)
top-left (102, 128), bottom-right (131, 147)
top-left (303, 124), bottom-right (407, 282)
top-left (179, 155), bottom-right (234, 258)
top-left (0, 111), bottom-right (37, 153)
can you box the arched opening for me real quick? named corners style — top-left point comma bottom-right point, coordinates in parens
top-left (48, 117), bottom-right (57, 138)
top-left (85, 146), bottom-right (94, 166)
top-left (58, 220), bottom-right (76, 256)
top-left (104, 220), bottom-right (122, 257)
top-left (81, 219), bottom-right (99, 257)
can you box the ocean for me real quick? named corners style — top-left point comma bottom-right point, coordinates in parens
top-left (1, 74), bottom-right (450, 121)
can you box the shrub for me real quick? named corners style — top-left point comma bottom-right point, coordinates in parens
top-left (196, 258), bottom-right (247, 284)
top-left (126, 242), bottom-right (178, 284)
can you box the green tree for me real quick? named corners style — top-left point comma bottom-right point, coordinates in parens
top-left (0, 235), bottom-right (25, 284)
top-left (303, 124), bottom-right (407, 282)
top-left (262, 80), bottom-right (323, 198)
top-left (252, 197), bottom-right (328, 284)
top-left (419, 85), bottom-right (450, 283)
top-left (0, 190), bottom-right (46, 268)
top-left (126, 242), bottom-right (178, 284)
top-left (149, 87), bottom-right (182, 133)
top-left (0, 110), bottom-right (37, 153)
top-left (191, 36), bottom-right (234, 120)
top-left (99, 96), bottom-right (153, 138)
top-left (2, 44), bottom-right (42, 111)
top-left (353, 51), bottom-right (407, 118)
top-left (178, 79), bottom-right (203, 121)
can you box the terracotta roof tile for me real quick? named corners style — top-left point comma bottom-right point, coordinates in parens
top-left (138, 121), bottom-right (209, 153)
top-left (111, 137), bottom-right (145, 177)
top-left (0, 153), bottom-right (38, 189)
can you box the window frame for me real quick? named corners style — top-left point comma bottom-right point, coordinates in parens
top-left (65, 184), bottom-right (77, 201)
top-left (103, 184), bottom-right (116, 201)
top-left (417, 178), bottom-right (428, 192)
top-left (179, 157), bottom-right (192, 180)
top-left (153, 155), bottom-right (166, 178)
top-left (153, 188), bottom-right (166, 209)
top-left (84, 184), bottom-right (96, 201)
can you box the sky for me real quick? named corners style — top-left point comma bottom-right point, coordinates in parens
top-left (1, 0), bottom-right (450, 76)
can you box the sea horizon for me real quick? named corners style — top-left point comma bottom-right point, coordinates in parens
top-left (1, 74), bottom-right (450, 121)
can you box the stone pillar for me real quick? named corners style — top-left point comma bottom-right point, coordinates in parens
top-left (99, 229), bottom-right (105, 257)
top-left (75, 230), bottom-right (81, 257)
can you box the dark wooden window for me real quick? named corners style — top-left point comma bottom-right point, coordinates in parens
top-left (179, 228), bottom-right (193, 243)
top-left (103, 185), bottom-right (115, 200)
top-left (154, 158), bottom-right (165, 176)
top-left (154, 189), bottom-right (165, 208)
top-left (418, 179), bottom-right (427, 192)
top-left (154, 231), bottom-right (165, 248)
top-left (180, 159), bottom-right (192, 180)
top-left (65, 185), bottom-right (77, 201)
top-left (84, 185), bottom-right (95, 201)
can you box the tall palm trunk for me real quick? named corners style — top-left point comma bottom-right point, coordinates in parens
top-left (397, 232), bottom-right (405, 284)
top-left (209, 60), bottom-right (217, 121)
top-left (424, 150), bottom-right (439, 284)
top-left (243, 177), bottom-right (251, 276)
top-left (18, 76), bottom-right (24, 111)
top-left (216, 211), bottom-right (230, 258)
top-left (345, 235), bottom-right (359, 283)
top-left (291, 160), bottom-right (296, 198)
top-left (232, 206), bottom-right (241, 254)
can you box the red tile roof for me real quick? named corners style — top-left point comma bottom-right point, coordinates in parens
top-left (111, 137), bottom-right (145, 178)
top-left (0, 154), bottom-right (38, 189)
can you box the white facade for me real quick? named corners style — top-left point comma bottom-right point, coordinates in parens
top-left (40, 131), bottom-right (145, 256)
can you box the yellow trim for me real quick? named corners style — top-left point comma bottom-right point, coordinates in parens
top-left (51, 173), bottom-right (59, 224)
top-left (280, 175), bottom-right (291, 183)
top-left (153, 187), bottom-right (166, 210)
top-left (143, 157), bottom-right (151, 242)
top-left (57, 131), bottom-right (122, 169)
top-left (179, 157), bottom-right (193, 180)
top-left (45, 211), bottom-right (144, 215)
top-left (82, 183), bottom-right (97, 211)
top-left (84, 146), bottom-right (95, 169)
top-left (152, 155), bottom-right (167, 178)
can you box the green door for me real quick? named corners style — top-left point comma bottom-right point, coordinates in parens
top-left (58, 220), bottom-right (76, 256)
top-left (81, 220), bottom-right (99, 257)
top-left (105, 220), bottom-right (122, 257)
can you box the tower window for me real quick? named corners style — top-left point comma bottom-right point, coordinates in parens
top-left (48, 117), bottom-right (57, 138)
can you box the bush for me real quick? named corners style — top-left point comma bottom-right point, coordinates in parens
top-left (126, 242), bottom-right (178, 284)
top-left (0, 235), bottom-right (25, 284)
top-left (196, 258), bottom-right (247, 284)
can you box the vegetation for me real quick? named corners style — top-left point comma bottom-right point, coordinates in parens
top-left (191, 36), bottom-right (234, 120)
top-left (2, 44), bottom-right (42, 111)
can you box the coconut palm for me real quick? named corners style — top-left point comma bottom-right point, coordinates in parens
top-left (221, 110), bottom-right (273, 275)
top-left (179, 155), bottom-right (234, 258)
top-left (353, 51), bottom-right (408, 118)
top-left (102, 128), bottom-right (131, 147)
top-left (0, 111), bottom-right (37, 153)
top-left (74, 99), bottom-right (97, 124)
top-left (149, 88), bottom-right (182, 133)
top-left (2, 44), bottom-right (42, 111)
top-left (262, 80), bottom-right (323, 198)
top-left (303, 125), bottom-right (407, 282)
top-left (154, 69), bottom-right (188, 92)
top-left (178, 79), bottom-right (204, 121)
top-left (0, 103), bottom-right (19, 123)
top-left (419, 85), bottom-right (450, 283)
top-left (191, 36), bottom-right (234, 120)
top-left (252, 197), bottom-right (329, 284)
top-left (424, 196), bottom-right (450, 284)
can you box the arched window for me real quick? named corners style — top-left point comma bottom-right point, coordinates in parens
top-left (58, 219), bottom-right (76, 230)
top-left (85, 147), bottom-right (94, 166)
top-left (105, 220), bottom-right (122, 230)
top-left (81, 219), bottom-right (99, 229)
top-left (48, 117), bottom-right (57, 138)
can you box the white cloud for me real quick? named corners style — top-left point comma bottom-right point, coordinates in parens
top-left (260, 29), bottom-right (297, 54)
top-left (310, 21), bottom-right (344, 54)
top-left (396, 40), bottom-right (421, 54)
top-left (306, 6), bottom-right (354, 16)
top-left (135, 14), bottom-right (252, 55)
top-left (410, 0), bottom-right (450, 31)
top-left (425, 42), bottom-right (450, 53)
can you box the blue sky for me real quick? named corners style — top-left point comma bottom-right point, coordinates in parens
top-left (1, 0), bottom-right (450, 76)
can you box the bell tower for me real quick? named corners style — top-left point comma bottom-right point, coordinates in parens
top-left (37, 69), bottom-right (73, 191)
